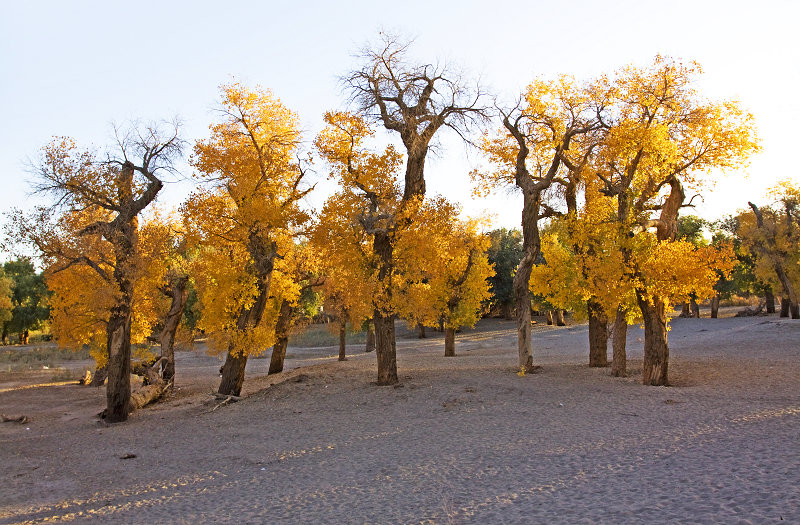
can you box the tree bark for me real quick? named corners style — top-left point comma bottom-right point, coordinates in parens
top-left (555, 309), bottom-right (566, 326)
top-left (104, 310), bottom-right (132, 422)
top-left (444, 327), bottom-right (456, 357)
top-left (373, 312), bottom-right (397, 385)
top-left (611, 308), bottom-right (627, 377)
top-left (690, 297), bottom-right (700, 318)
top-left (269, 299), bottom-right (293, 375)
top-left (679, 302), bottom-right (691, 318)
top-left (637, 291), bottom-right (669, 386)
top-left (417, 323), bottom-right (426, 338)
top-left (780, 296), bottom-right (790, 318)
top-left (338, 317), bottom-right (347, 361)
top-left (158, 274), bottom-right (188, 385)
top-left (587, 300), bottom-right (608, 367)
top-left (545, 310), bottom-right (553, 325)
top-left (792, 303), bottom-right (800, 320)
top-left (710, 295), bottom-right (720, 319)
top-left (765, 289), bottom-right (776, 313)
top-left (365, 320), bottom-right (375, 352)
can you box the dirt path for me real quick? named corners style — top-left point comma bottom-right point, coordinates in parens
top-left (1, 315), bottom-right (798, 524)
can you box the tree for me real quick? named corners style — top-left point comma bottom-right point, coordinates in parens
top-left (19, 123), bottom-right (182, 422)
top-left (592, 57), bottom-right (758, 385)
top-left (1, 259), bottom-right (49, 344)
top-left (0, 269), bottom-right (13, 337)
top-left (186, 83), bottom-right (310, 396)
top-left (475, 76), bottom-right (603, 372)
top-left (485, 229), bottom-right (523, 319)
top-left (345, 34), bottom-right (488, 384)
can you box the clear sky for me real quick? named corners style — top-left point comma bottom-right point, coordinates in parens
top-left (1, 0), bottom-right (798, 247)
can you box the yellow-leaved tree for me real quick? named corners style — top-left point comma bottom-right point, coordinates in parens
top-left (185, 83), bottom-right (311, 396)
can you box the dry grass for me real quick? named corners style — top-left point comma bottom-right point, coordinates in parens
top-left (0, 345), bottom-right (92, 372)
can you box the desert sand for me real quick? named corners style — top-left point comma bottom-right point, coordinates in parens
top-left (1, 313), bottom-right (798, 524)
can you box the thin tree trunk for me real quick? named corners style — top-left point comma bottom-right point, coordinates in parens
top-left (588, 300), bottom-right (608, 367)
top-left (373, 312), bottom-right (397, 385)
top-left (710, 295), bottom-right (720, 319)
top-left (365, 320), bottom-right (375, 352)
top-left (159, 274), bottom-right (188, 385)
top-left (780, 296), bottom-right (790, 317)
top-left (637, 291), bottom-right (669, 386)
top-left (444, 327), bottom-right (456, 357)
top-left (338, 317), bottom-right (347, 361)
top-left (269, 299), bottom-right (293, 375)
top-left (611, 308), bottom-right (627, 377)
top-left (765, 289), bottom-right (776, 313)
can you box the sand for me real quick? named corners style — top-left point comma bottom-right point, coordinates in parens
top-left (0, 314), bottom-right (798, 524)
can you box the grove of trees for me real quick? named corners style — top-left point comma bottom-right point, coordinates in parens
top-left (6, 34), bottom-right (794, 423)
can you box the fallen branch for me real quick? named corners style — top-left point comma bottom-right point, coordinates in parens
top-left (735, 303), bottom-right (765, 317)
top-left (1, 414), bottom-right (29, 424)
top-left (207, 392), bottom-right (242, 413)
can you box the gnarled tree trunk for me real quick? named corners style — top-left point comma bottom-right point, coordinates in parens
top-left (637, 291), bottom-right (669, 386)
top-left (159, 274), bottom-right (188, 385)
top-left (588, 300), bottom-right (608, 367)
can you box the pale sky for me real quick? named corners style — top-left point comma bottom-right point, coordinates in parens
top-left (1, 0), bottom-right (798, 251)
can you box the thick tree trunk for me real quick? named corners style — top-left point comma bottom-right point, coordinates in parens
top-left (338, 318), bottom-right (347, 361)
top-left (514, 252), bottom-right (535, 371)
top-left (710, 295), bottom-right (720, 319)
top-left (158, 275), bottom-right (188, 385)
top-left (780, 296), bottom-right (790, 318)
top-left (555, 309), bottom-right (566, 326)
top-left (690, 297), bottom-right (700, 318)
top-left (269, 299), bottom-right (293, 375)
top-left (587, 300), bottom-right (608, 367)
top-left (218, 351), bottom-right (248, 397)
top-left (104, 309), bottom-right (132, 423)
top-left (403, 151), bottom-right (427, 201)
top-left (365, 320), bottom-right (375, 352)
top-left (765, 289), bottom-right (776, 313)
top-left (373, 312), bottom-right (397, 385)
top-left (545, 310), bottom-right (553, 325)
top-left (444, 327), bottom-right (456, 357)
top-left (611, 308), bottom-right (627, 377)
top-left (637, 291), bottom-right (669, 386)
top-left (417, 323), bottom-right (426, 338)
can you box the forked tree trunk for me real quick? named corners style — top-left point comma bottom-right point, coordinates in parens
top-left (637, 291), bottom-right (669, 386)
top-left (365, 320), bottom-right (375, 352)
top-left (780, 296), bottom-right (790, 318)
top-left (545, 311), bottom-right (553, 325)
top-left (765, 289), bottom-right (776, 313)
top-left (338, 317), bottom-right (347, 361)
top-left (159, 274), bottom-right (188, 384)
top-left (690, 297), bottom-right (700, 318)
top-left (373, 312), bottom-right (397, 385)
top-left (611, 308), bottom-right (627, 377)
top-left (588, 300), bottom-right (608, 367)
top-left (710, 295), bottom-right (720, 319)
top-left (444, 327), bottom-right (456, 357)
top-left (269, 299), bottom-right (293, 375)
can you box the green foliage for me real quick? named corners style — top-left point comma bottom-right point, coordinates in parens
top-left (485, 228), bottom-right (523, 314)
top-left (677, 215), bottom-right (708, 246)
top-left (2, 258), bottom-right (50, 341)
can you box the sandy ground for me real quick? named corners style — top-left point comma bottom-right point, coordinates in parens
top-left (0, 312), bottom-right (798, 524)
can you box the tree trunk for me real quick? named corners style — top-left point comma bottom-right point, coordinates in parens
top-left (792, 303), bottom-right (800, 320)
top-left (545, 310), bottom-right (553, 325)
top-left (710, 295), bottom-right (720, 319)
top-left (679, 302), bottom-right (690, 318)
top-left (502, 302), bottom-right (513, 320)
top-left (765, 289), bottom-right (776, 313)
top-left (104, 309), bottom-right (132, 423)
top-left (338, 317), bottom-right (347, 361)
top-left (373, 312), bottom-right (397, 385)
top-left (514, 252), bottom-right (535, 371)
top-left (611, 308), bottom-right (627, 377)
top-left (89, 363), bottom-right (108, 387)
top-left (690, 297), bottom-right (700, 318)
top-left (637, 291), bottom-right (669, 386)
top-left (780, 296), bottom-right (790, 318)
top-left (555, 309), bottom-right (566, 326)
top-left (218, 351), bottom-right (248, 397)
top-left (158, 274), bottom-right (188, 385)
top-left (587, 300), bottom-right (608, 367)
top-left (444, 327), bottom-right (456, 357)
top-left (403, 151), bottom-right (427, 201)
top-left (365, 320), bottom-right (375, 352)
top-left (417, 323), bottom-right (426, 338)
top-left (269, 299), bottom-right (293, 375)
